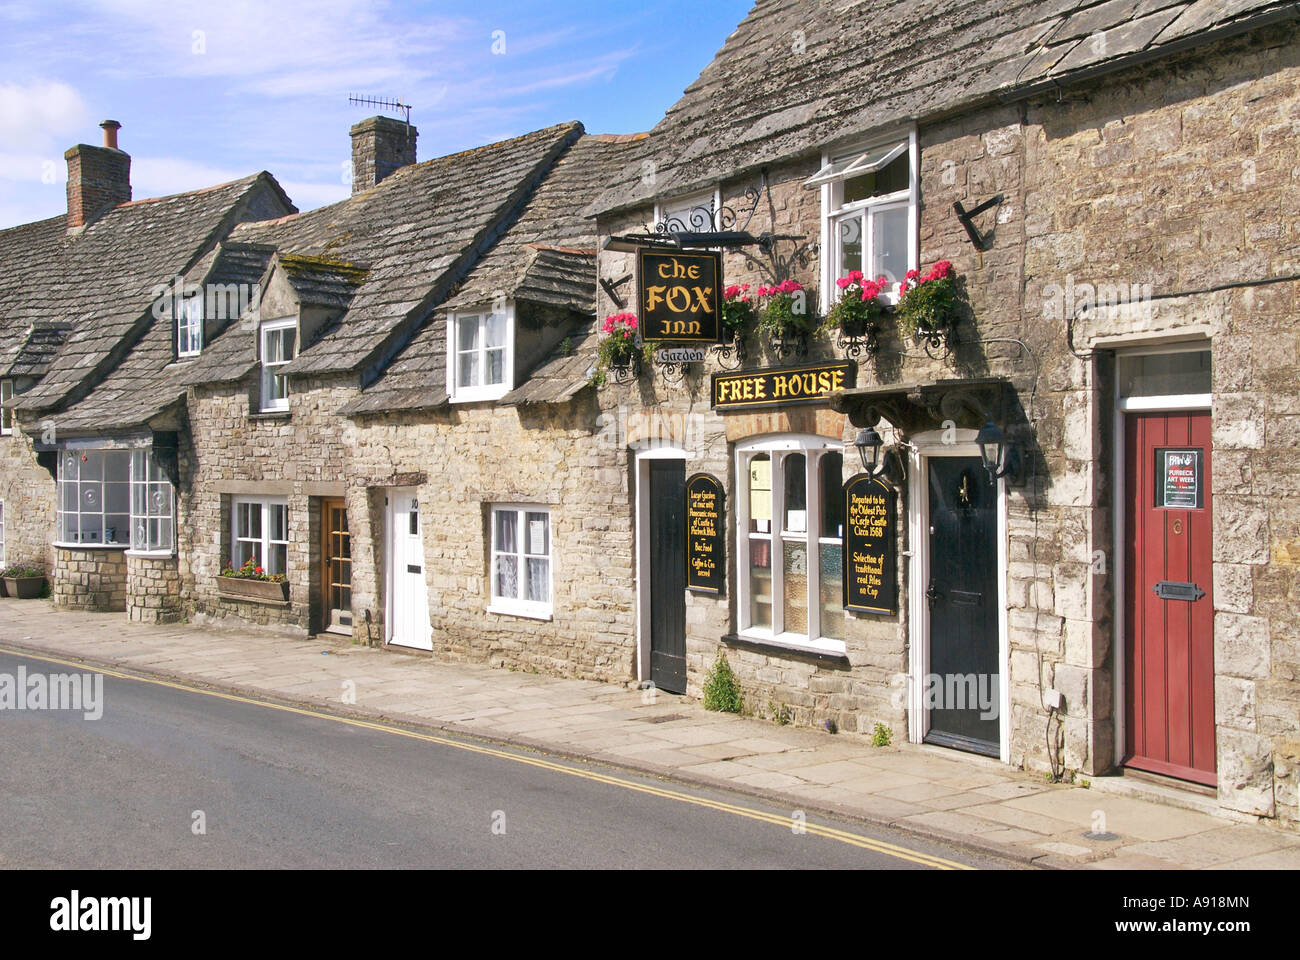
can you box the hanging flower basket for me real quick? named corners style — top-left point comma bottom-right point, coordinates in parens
top-left (826, 270), bottom-right (888, 341)
top-left (721, 284), bottom-right (756, 340)
top-left (756, 280), bottom-right (813, 359)
top-left (593, 312), bottom-right (644, 386)
top-left (894, 261), bottom-right (958, 351)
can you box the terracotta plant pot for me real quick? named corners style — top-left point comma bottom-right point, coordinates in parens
top-left (217, 575), bottom-right (289, 604)
top-left (3, 576), bottom-right (46, 599)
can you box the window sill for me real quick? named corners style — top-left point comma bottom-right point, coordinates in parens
top-left (249, 410), bottom-right (291, 421)
top-left (723, 631), bottom-right (849, 663)
top-left (487, 602), bottom-right (553, 622)
top-left (124, 550), bottom-right (177, 559)
top-left (54, 542), bottom-right (130, 551)
top-left (450, 389), bottom-right (510, 405)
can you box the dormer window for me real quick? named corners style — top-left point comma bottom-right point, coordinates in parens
top-left (177, 294), bottom-right (203, 359)
top-left (655, 187), bottom-right (720, 235)
top-left (810, 130), bottom-right (918, 304)
top-left (448, 304), bottom-right (513, 403)
top-left (0, 379), bottom-right (13, 435)
top-left (260, 317), bottom-right (296, 413)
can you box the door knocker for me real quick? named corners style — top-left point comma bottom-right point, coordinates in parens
top-left (1172, 518), bottom-right (1183, 535)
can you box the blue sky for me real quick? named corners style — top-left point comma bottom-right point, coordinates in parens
top-left (0, 0), bottom-right (752, 228)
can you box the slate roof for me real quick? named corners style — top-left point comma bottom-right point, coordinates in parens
top-left (500, 326), bottom-right (601, 407)
top-left (588, 0), bottom-right (1299, 216)
top-left (220, 121), bottom-right (586, 384)
top-left (279, 254), bottom-right (369, 309)
top-left (1, 321), bottom-right (73, 380)
top-left (341, 134), bottom-right (640, 416)
top-left (2, 173), bottom-right (294, 420)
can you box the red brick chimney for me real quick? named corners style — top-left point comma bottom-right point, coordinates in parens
top-left (65, 120), bottom-right (131, 229)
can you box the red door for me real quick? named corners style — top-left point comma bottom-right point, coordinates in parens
top-left (1124, 411), bottom-right (1215, 785)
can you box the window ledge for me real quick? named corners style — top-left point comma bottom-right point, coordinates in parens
top-left (54, 543), bottom-right (130, 552)
top-left (722, 632), bottom-right (849, 664)
top-left (124, 550), bottom-right (177, 559)
top-left (450, 389), bottom-right (510, 405)
top-left (487, 602), bottom-right (553, 622)
top-left (249, 410), bottom-right (291, 422)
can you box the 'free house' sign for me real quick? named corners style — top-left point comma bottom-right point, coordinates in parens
top-left (637, 249), bottom-right (721, 343)
top-left (711, 361), bottom-right (855, 411)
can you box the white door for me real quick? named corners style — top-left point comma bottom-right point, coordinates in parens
top-left (387, 488), bottom-right (431, 650)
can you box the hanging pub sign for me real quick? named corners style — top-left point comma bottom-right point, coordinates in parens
top-left (712, 361), bottom-right (855, 411)
top-left (685, 473), bottom-right (725, 594)
top-left (638, 249), bottom-right (722, 343)
top-left (843, 473), bottom-right (897, 615)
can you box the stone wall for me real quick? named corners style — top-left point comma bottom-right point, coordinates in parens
top-left (0, 425), bottom-right (56, 575)
top-left (126, 553), bottom-right (182, 623)
top-left (52, 547), bottom-right (126, 612)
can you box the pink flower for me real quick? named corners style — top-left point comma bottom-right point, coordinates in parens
top-left (757, 286), bottom-right (769, 297)
top-left (836, 277), bottom-right (850, 289)
top-left (740, 284), bottom-right (750, 292)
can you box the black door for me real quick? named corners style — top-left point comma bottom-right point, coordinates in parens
top-left (648, 460), bottom-right (687, 694)
top-left (925, 457), bottom-right (1000, 756)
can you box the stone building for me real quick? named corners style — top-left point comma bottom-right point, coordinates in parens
top-left (0, 120), bottom-right (294, 605)
top-left (572, 0), bottom-right (1300, 824)
top-left (2, 0), bottom-right (1297, 829)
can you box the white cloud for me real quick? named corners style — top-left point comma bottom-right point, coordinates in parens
top-left (0, 80), bottom-right (89, 152)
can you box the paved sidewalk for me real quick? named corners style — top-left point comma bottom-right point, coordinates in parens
top-left (2, 598), bottom-right (1297, 869)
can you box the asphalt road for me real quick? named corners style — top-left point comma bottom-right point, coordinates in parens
top-left (0, 650), bottom-right (1009, 869)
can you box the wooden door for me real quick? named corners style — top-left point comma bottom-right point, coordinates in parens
top-left (925, 457), bottom-right (1000, 756)
top-left (1124, 411), bottom-right (1215, 785)
top-left (648, 460), bottom-right (687, 694)
top-left (320, 498), bottom-right (352, 635)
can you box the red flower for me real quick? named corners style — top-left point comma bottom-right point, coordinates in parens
top-left (255, 566), bottom-right (263, 575)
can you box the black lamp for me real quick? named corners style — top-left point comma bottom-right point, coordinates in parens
top-left (854, 426), bottom-right (884, 475)
top-left (976, 419), bottom-right (1021, 482)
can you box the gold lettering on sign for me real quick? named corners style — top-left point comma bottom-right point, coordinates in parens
top-left (712, 363), bottom-right (853, 410)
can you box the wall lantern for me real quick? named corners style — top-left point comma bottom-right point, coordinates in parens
top-left (854, 426), bottom-right (884, 475)
top-left (976, 419), bottom-right (1022, 482)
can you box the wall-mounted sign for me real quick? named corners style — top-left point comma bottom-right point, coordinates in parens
top-left (655, 346), bottom-right (707, 365)
top-left (686, 473), bottom-right (725, 594)
top-left (638, 249), bottom-right (721, 343)
top-left (843, 473), bottom-right (897, 615)
top-left (1157, 448), bottom-right (1202, 509)
top-left (712, 361), bottom-right (855, 411)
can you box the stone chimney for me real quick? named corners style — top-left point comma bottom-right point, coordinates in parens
top-left (65, 120), bottom-right (132, 229)
top-left (350, 116), bottom-right (418, 194)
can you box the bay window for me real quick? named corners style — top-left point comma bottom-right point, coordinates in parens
top-left (810, 131), bottom-right (918, 304)
top-left (489, 505), bottom-right (551, 618)
top-left (260, 318), bottom-right (296, 412)
top-left (737, 438), bottom-right (845, 650)
top-left (232, 498), bottom-right (289, 576)
top-left (448, 305), bottom-right (513, 402)
top-left (56, 448), bottom-right (174, 552)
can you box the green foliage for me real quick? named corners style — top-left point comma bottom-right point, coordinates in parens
top-left (558, 336), bottom-right (573, 356)
top-left (703, 650), bottom-right (743, 714)
top-left (721, 293), bottom-right (757, 334)
top-left (894, 266), bottom-right (958, 340)
top-left (871, 722), bottom-right (893, 747)
top-left (823, 717), bottom-right (838, 735)
top-left (768, 700), bottom-right (791, 726)
top-left (1, 565), bottom-right (44, 579)
top-left (757, 292), bottom-right (815, 338)
top-left (220, 555), bottom-right (286, 583)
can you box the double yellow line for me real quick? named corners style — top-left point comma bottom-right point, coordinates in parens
top-left (1, 645), bottom-right (976, 870)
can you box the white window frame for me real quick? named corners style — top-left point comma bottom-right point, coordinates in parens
top-left (818, 128), bottom-right (919, 307)
top-left (487, 504), bottom-right (552, 620)
top-left (654, 186), bottom-right (722, 235)
top-left (260, 317), bottom-right (296, 413)
top-left (0, 379), bottom-right (13, 435)
top-left (447, 303), bottom-right (515, 403)
top-left (177, 294), bottom-right (203, 359)
top-left (127, 449), bottom-right (175, 555)
top-left (0, 498), bottom-right (6, 569)
top-left (735, 436), bottom-right (847, 655)
top-left (55, 448), bottom-right (133, 548)
top-left (231, 496), bottom-right (290, 577)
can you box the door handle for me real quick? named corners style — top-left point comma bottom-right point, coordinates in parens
top-left (926, 582), bottom-right (941, 606)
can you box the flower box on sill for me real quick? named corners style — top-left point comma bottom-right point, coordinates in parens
top-left (217, 575), bottom-right (290, 605)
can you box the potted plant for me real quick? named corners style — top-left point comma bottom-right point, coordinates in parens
top-left (756, 280), bottom-right (813, 358)
top-left (894, 260), bottom-right (958, 346)
top-left (217, 555), bottom-right (289, 603)
top-left (721, 284), bottom-right (756, 340)
top-left (826, 270), bottom-right (888, 340)
top-left (2, 565), bottom-right (47, 599)
top-left (592, 312), bottom-right (644, 386)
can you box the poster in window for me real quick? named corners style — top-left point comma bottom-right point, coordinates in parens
top-left (686, 473), bottom-right (725, 594)
top-left (1157, 448), bottom-right (1202, 509)
top-left (843, 474), bottom-right (897, 615)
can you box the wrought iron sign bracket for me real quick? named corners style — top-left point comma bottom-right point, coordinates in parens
top-left (953, 194), bottom-right (1003, 251)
